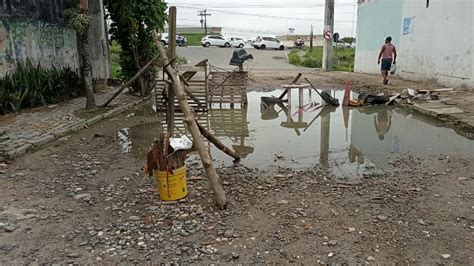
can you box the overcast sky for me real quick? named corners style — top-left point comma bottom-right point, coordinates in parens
top-left (166, 0), bottom-right (358, 39)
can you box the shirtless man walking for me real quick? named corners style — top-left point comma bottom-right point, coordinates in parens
top-left (377, 36), bottom-right (397, 85)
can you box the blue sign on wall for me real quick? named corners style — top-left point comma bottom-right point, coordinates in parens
top-left (403, 17), bottom-right (413, 35)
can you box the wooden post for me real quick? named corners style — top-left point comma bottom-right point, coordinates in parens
top-left (298, 88), bottom-right (304, 123)
top-left (167, 7), bottom-right (177, 136)
top-left (287, 89), bottom-right (292, 123)
top-left (204, 60), bottom-right (209, 108)
top-left (152, 30), bottom-right (227, 209)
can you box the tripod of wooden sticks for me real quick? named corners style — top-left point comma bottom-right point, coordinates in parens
top-left (152, 30), bottom-right (242, 208)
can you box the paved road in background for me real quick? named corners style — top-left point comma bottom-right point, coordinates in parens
top-left (177, 46), bottom-right (310, 72)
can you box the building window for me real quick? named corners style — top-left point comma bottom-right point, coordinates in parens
top-left (426, 0), bottom-right (430, 8)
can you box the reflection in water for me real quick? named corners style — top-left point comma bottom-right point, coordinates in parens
top-left (320, 106), bottom-right (330, 170)
top-left (374, 109), bottom-right (392, 141)
top-left (260, 98), bottom-right (279, 120)
top-left (119, 89), bottom-right (474, 178)
top-left (208, 107), bottom-right (254, 159)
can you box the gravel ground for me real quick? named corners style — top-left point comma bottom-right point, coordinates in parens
top-left (1, 109), bottom-right (473, 264)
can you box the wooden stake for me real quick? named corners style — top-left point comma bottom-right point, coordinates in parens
top-left (167, 7), bottom-right (177, 136)
top-left (101, 54), bottom-right (160, 107)
top-left (196, 121), bottom-right (240, 161)
top-left (278, 73), bottom-right (302, 100)
top-left (152, 30), bottom-right (227, 209)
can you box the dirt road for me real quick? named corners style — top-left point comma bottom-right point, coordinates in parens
top-left (1, 97), bottom-right (473, 264)
top-left (178, 46), bottom-right (310, 72)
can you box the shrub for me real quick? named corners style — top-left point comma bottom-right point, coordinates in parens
top-left (0, 60), bottom-right (84, 114)
top-left (302, 57), bottom-right (322, 68)
top-left (176, 56), bottom-right (188, 65)
top-left (288, 51), bottom-right (301, 65)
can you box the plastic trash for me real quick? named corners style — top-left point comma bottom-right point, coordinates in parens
top-left (390, 63), bottom-right (397, 75)
top-left (169, 136), bottom-right (193, 151)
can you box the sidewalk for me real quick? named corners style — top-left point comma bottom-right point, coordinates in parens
top-left (0, 89), bottom-right (148, 160)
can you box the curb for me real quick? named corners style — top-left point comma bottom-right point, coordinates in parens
top-left (4, 96), bottom-right (149, 160)
top-left (408, 104), bottom-right (474, 140)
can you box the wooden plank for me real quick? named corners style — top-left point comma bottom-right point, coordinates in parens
top-left (281, 84), bottom-right (310, 89)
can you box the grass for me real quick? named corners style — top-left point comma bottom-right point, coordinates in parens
top-left (181, 32), bottom-right (220, 46)
top-left (109, 41), bottom-right (188, 80)
top-left (183, 33), bottom-right (206, 46)
top-left (176, 56), bottom-right (188, 65)
top-left (110, 41), bottom-right (122, 79)
top-left (288, 46), bottom-right (355, 72)
top-left (288, 50), bottom-right (301, 65)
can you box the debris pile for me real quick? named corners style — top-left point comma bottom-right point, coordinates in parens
top-left (390, 87), bottom-right (455, 105)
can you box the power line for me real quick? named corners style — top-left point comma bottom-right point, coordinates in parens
top-left (168, 3), bottom-right (356, 8)
top-left (197, 9), bottom-right (211, 35)
top-left (177, 6), bottom-right (354, 22)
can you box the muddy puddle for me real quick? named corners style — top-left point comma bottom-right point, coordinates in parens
top-left (118, 89), bottom-right (474, 179)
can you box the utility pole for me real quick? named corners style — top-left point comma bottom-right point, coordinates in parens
top-left (310, 25), bottom-right (314, 52)
top-left (322, 0), bottom-right (335, 70)
top-left (198, 9), bottom-right (211, 35)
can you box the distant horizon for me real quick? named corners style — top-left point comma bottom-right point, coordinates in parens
top-left (166, 0), bottom-right (358, 39)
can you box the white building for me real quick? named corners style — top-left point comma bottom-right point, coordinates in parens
top-left (355, 0), bottom-right (473, 89)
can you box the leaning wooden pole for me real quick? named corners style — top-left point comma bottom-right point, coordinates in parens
top-left (101, 54), bottom-right (160, 107)
top-left (196, 121), bottom-right (240, 161)
top-left (152, 30), bottom-right (227, 208)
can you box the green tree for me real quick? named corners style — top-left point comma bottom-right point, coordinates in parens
top-left (104, 0), bottom-right (168, 96)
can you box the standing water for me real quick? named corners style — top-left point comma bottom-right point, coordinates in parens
top-left (118, 89), bottom-right (474, 178)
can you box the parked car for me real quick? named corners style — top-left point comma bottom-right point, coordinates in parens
top-left (333, 41), bottom-right (353, 48)
top-left (253, 36), bottom-right (285, 50)
top-left (176, 35), bottom-right (188, 47)
top-left (201, 35), bottom-right (231, 48)
top-left (160, 33), bottom-right (168, 46)
top-left (160, 33), bottom-right (188, 47)
top-left (229, 37), bottom-right (245, 48)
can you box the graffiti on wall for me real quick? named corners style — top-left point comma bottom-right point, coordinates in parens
top-left (0, 19), bottom-right (79, 74)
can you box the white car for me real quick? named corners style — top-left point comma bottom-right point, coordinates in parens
top-left (333, 41), bottom-right (353, 49)
top-left (229, 37), bottom-right (245, 48)
top-left (160, 33), bottom-right (168, 46)
top-left (253, 36), bottom-right (285, 50)
top-left (201, 35), bottom-right (231, 48)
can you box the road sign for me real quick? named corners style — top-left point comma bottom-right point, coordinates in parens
top-left (324, 30), bottom-right (332, 40)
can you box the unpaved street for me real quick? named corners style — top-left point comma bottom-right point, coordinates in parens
top-left (178, 46), bottom-right (310, 71)
top-left (1, 88), bottom-right (473, 264)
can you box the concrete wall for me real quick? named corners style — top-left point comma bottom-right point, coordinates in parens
top-left (0, 19), bottom-right (79, 74)
top-left (0, 0), bottom-right (79, 74)
top-left (0, 0), bottom-right (110, 79)
top-left (398, 0), bottom-right (473, 88)
top-left (354, 0), bottom-right (403, 74)
top-left (355, 0), bottom-right (473, 89)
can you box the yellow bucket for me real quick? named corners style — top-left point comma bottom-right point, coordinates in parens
top-left (155, 166), bottom-right (188, 201)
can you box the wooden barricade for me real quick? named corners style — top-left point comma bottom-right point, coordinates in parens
top-left (209, 71), bottom-right (248, 106)
top-left (155, 79), bottom-right (208, 112)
